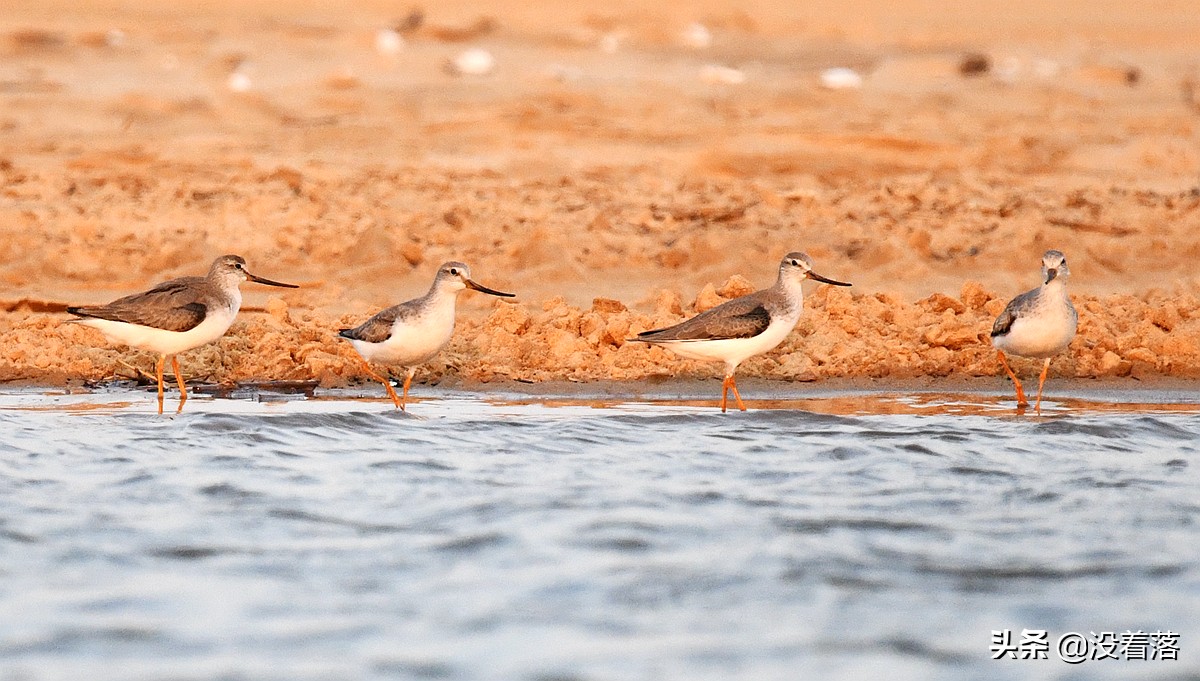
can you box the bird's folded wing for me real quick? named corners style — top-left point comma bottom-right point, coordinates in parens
top-left (339, 305), bottom-right (404, 343)
top-left (991, 288), bottom-right (1036, 337)
top-left (69, 277), bottom-right (209, 332)
top-left (639, 298), bottom-right (771, 341)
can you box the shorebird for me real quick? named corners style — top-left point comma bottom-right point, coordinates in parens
top-left (633, 252), bottom-right (851, 412)
top-left (67, 255), bottom-right (299, 414)
top-left (991, 249), bottom-right (1078, 412)
top-left (339, 261), bottom-right (514, 410)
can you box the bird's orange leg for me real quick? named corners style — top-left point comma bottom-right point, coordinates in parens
top-left (728, 375), bottom-right (747, 411)
top-left (170, 356), bottom-right (187, 413)
top-left (400, 369), bottom-right (415, 412)
top-left (155, 355), bottom-right (166, 415)
top-left (355, 356), bottom-right (401, 408)
top-left (1034, 358), bottom-right (1051, 414)
top-left (720, 376), bottom-right (730, 413)
top-left (996, 350), bottom-right (1028, 408)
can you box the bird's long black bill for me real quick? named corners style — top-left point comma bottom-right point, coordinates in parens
top-left (809, 271), bottom-right (852, 286)
top-left (466, 279), bottom-right (515, 297)
top-left (247, 272), bottom-right (300, 288)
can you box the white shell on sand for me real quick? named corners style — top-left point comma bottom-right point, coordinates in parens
top-left (819, 67), bottom-right (863, 89)
top-left (681, 23), bottom-right (712, 49)
top-left (449, 48), bottom-right (495, 76)
top-left (699, 64), bottom-right (745, 85)
top-left (227, 71), bottom-right (252, 92)
top-left (375, 28), bottom-right (404, 56)
top-left (599, 31), bottom-right (625, 54)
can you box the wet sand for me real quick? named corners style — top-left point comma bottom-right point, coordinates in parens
top-left (13, 379), bottom-right (1200, 420)
top-left (2, 0), bottom-right (1199, 389)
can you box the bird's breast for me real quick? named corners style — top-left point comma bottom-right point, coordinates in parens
top-left (993, 302), bottom-right (1077, 358)
top-left (362, 300), bottom-right (458, 365)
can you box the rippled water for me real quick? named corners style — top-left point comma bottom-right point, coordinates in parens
top-left (0, 388), bottom-right (1198, 681)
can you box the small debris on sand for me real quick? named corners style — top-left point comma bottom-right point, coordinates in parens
top-left (820, 67), bottom-right (863, 89)
top-left (446, 48), bottom-right (495, 76)
top-left (699, 64), bottom-right (745, 85)
top-left (959, 53), bottom-right (990, 76)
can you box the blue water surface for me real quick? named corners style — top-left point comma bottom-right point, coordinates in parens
top-left (0, 390), bottom-right (1197, 681)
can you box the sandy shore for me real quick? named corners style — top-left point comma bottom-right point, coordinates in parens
top-left (2, 0), bottom-right (1199, 388)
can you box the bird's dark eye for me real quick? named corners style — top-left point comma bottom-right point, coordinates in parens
top-left (790, 260), bottom-right (799, 267)
top-left (449, 268), bottom-right (459, 276)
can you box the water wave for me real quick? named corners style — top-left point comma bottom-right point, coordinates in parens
top-left (0, 392), bottom-right (1196, 680)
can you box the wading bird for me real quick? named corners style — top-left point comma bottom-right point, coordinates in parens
top-left (339, 261), bottom-right (514, 411)
top-left (634, 252), bottom-right (851, 412)
top-left (67, 255), bottom-right (298, 414)
top-left (991, 249), bottom-right (1078, 412)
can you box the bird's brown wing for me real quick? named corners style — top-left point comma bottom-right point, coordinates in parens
top-left (339, 304), bottom-right (412, 343)
top-left (67, 276), bottom-right (209, 332)
top-left (637, 296), bottom-right (771, 342)
top-left (990, 288), bottom-right (1038, 338)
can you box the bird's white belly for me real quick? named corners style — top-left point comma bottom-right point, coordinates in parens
top-left (657, 318), bottom-right (796, 372)
top-left (993, 313), bottom-right (1077, 359)
top-left (77, 307), bottom-right (237, 356)
top-left (351, 310), bottom-right (455, 367)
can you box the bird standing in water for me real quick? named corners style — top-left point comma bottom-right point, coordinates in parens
top-left (339, 261), bottom-right (514, 411)
top-left (67, 255), bottom-right (299, 414)
top-left (634, 252), bottom-right (851, 412)
top-left (991, 249), bottom-right (1078, 412)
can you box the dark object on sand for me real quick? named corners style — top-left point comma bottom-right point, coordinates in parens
top-left (394, 9), bottom-right (424, 34)
top-left (959, 53), bottom-right (991, 77)
top-left (191, 380), bottom-right (320, 400)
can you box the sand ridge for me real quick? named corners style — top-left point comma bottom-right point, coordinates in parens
top-left (5, 275), bottom-right (1200, 389)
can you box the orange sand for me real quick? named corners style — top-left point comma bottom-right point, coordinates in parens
top-left (2, 0), bottom-right (1199, 389)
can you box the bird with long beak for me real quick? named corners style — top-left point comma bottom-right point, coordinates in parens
top-left (339, 261), bottom-right (514, 410)
top-left (991, 249), bottom-right (1078, 412)
top-left (633, 252), bottom-right (851, 412)
top-left (67, 255), bottom-right (299, 414)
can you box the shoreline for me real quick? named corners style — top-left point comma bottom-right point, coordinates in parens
top-left (6, 376), bottom-right (1200, 419)
top-left (10, 374), bottom-right (1200, 400)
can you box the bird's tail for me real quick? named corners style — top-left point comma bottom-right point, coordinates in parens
top-left (65, 306), bottom-right (98, 320)
top-left (629, 328), bottom-right (666, 343)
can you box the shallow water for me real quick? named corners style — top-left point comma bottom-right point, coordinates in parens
top-left (0, 388), bottom-right (1198, 681)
